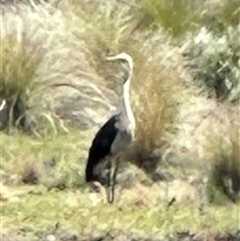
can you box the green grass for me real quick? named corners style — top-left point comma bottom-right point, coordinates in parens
top-left (1, 130), bottom-right (89, 188)
top-left (137, 0), bottom-right (240, 36)
top-left (137, 0), bottom-right (203, 36)
top-left (1, 131), bottom-right (239, 239)
top-left (1, 186), bottom-right (239, 238)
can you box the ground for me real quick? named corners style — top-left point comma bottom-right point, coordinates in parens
top-left (1, 132), bottom-right (239, 241)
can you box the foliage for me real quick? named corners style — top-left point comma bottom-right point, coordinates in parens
top-left (1, 36), bottom-right (38, 99)
top-left (137, 0), bottom-right (240, 37)
top-left (129, 55), bottom-right (182, 177)
top-left (202, 0), bottom-right (240, 28)
top-left (137, 0), bottom-right (204, 36)
top-left (0, 34), bottom-right (43, 131)
top-left (207, 130), bottom-right (240, 204)
top-left (0, 15), bottom-right (76, 135)
top-left (205, 116), bottom-right (240, 205)
top-left (183, 24), bottom-right (240, 102)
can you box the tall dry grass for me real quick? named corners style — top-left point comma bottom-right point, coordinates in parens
top-left (0, 33), bottom-right (44, 131)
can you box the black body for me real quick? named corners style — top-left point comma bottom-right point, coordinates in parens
top-left (85, 114), bottom-right (119, 182)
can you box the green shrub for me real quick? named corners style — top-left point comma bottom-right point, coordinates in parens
top-left (137, 0), bottom-right (203, 36)
top-left (183, 24), bottom-right (240, 102)
top-left (202, 0), bottom-right (240, 29)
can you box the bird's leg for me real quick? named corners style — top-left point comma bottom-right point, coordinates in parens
top-left (106, 158), bottom-right (113, 203)
top-left (108, 156), bottom-right (120, 204)
top-left (111, 159), bottom-right (120, 203)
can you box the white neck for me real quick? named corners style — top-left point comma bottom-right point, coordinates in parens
top-left (122, 72), bottom-right (135, 132)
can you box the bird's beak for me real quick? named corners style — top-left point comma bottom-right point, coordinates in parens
top-left (105, 56), bottom-right (118, 61)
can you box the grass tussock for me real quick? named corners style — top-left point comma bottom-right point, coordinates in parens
top-left (66, 0), bottom-right (139, 74)
top-left (1, 1), bottom-right (110, 133)
top-left (207, 122), bottom-right (240, 204)
top-left (0, 33), bottom-right (71, 135)
top-left (0, 34), bottom-right (43, 131)
top-left (0, 35), bottom-right (41, 99)
top-left (183, 23), bottom-right (240, 102)
top-left (130, 57), bottom-right (183, 176)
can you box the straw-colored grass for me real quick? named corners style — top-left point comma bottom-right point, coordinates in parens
top-left (0, 35), bottom-right (41, 99)
top-left (0, 33), bottom-right (43, 131)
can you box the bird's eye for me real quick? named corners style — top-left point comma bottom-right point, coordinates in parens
top-left (120, 59), bottom-right (128, 65)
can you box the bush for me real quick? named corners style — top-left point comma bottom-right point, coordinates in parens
top-left (183, 23), bottom-right (240, 102)
top-left (136, 0), bottom-right (240, 103)
top-left (137, 0), bottom-right (203, 36)
top-left (201, 0), bottom-right (240, 28)
top-left (0, 34), bottom-right (43, 132)
top-left (207, 128), bottom-right (240, 204)
top-left (129, 57), bottom-right (180, 179)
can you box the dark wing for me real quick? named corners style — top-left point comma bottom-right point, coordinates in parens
top-left (85, 114), bottom-right (119, 182)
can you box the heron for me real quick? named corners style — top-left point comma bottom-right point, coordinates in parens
top-left (85, 52), bottom-right (136, 203)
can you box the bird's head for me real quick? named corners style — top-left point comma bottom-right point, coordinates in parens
top-left (106, 52), bottom-right (133, 83)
